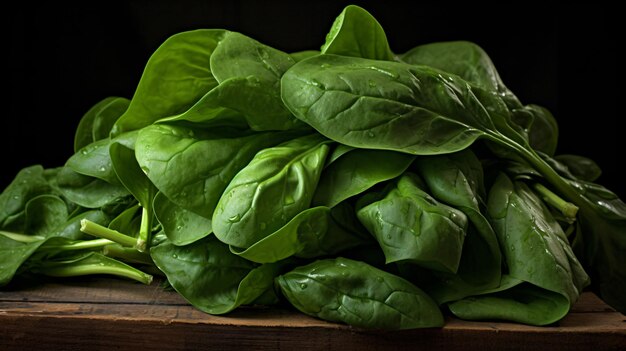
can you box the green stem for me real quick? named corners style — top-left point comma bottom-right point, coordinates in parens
top-left (104, 244), bottom-right (153, 265)
top-left (0, 230), bottom-right (44, 243)
top-left (486, 132), bottom-right (592, 215)
top-left (136, 207), bottom-right (152, 252)
top-left (40, 238), bottom-right (114, 251)
top-left (38, 264), bottom-right (153, 285)
top-left (532, 183), bottom-right (579, 219)
top-left (80, 219), bottom-right (136, 247)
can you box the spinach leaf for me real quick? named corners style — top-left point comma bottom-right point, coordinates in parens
top-left (554, 154), bottom-right (602, 182)
top-left (525, 104), bottom-right (559, 156)
top-left (415, 150), bottom-right (502, 302)
top-left (399, 41), bottom-right (516, 104)
top-left (213, 134), bottom-right (329, 248)
top-left (277, 257), bottom-right (443, 329)
top-left (208, 32), bottom-right (304, 130)
top-left (74, 96), bottom-right (130, 152)
top-left (161, 76), bottom-right (304, 131)
top-left (230, 206), bottom-right (366, 263)
top-left (67, 138), bottom-right (121, 185)
top-left (281, 54), bottom-right (524, 155)
top-left (357, 173), bottom-right (467, 273)
top-left (112, 30), bottom-right (227, 135)
top-left (0, 165), bottom-right (55, 227)
top-left (109, 136), bottom-right (155, 208)
top-left (320, 5), bottom-right (394, 61)
top-left (451, 173), bottom-right (590, 325)
top-left (150, 237), bottom-right (281, 314)
top-left (313, 149), bottom-right (414, 208)
top-left (135, 124), bottom-right (298, 218)
top-left (448, 282), bottom-right (570, 326)
top-left (153, 191), bottom-right (212, 246)
top-left (55, 166), bottom-right (130, 209)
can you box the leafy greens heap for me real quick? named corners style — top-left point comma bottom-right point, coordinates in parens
top-left (1, 5), bottom-right (624, 329)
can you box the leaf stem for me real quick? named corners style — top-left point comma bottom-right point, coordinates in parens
top-left (38, 263), bottom-right (153, 285)
top-left (0, 230), bottom-right (44, 243)
top-left (80, 219), bottom-right (136, 247)
top-left (104, 244), bottom-right (154, 265)
top-left (40, 238), bottom-right (114, 251)
top-left (136, 207), bottom-right (152, 252)
top-left (532, 182), bottom-right (579, 219)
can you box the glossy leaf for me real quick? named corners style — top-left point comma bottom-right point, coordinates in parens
top-left (452, 173), bottom-right (590, 325)
top-left (150, 237), bottom-right (280, 314)
top-left (357, 173), bottom-right (467, 273)
top-left (0, 166), bottom-right (55, 227)
top-left (67, 138), bottom-right (120, 185)
top-left (277, 257), bottom-right (443, 329)
top-left (213, 134), bottom-right (329, 248)
top-left (321, 5), bottom-right (394, 61)
top-left (415, 150), bottom-right (501, 302)
top-left (554, 154), bottom-right (602, 182)
top-left (112, 30), bottom-right (227, 135)
top-left (230, 206), bottom-right (365, 263)
top-left (313, 149), bottom-right (414, 208)
top-left (153, 192), bottom-right (212, 246)
top-left (525, 105), bottom-right (559, 156)
top-left (281, 54), bottom-right (526, 155)
top-left (55, 167), bottom-right (129, 209)
top-left (74, 96), bottom-right (130, 152)
top-left (135, 124), bottom-right (297, 218)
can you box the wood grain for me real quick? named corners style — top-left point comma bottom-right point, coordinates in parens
top-left (1, 277), bottom-right (624, 350)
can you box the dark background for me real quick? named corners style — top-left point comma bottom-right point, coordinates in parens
top-left (6, 1), bottom-right (622, 197)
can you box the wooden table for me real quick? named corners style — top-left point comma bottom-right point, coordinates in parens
top-left (1, 277), bottom-right (624, 350)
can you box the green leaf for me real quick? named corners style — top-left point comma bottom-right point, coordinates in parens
top-left (321, 5), bottom-right (394, 61)
top-left (135, 124), bottom-right (298, 218)
top-left (150, 237), bottom-right (280, 314)
top-left (67, 138), bottom-right (120, 185)
top-left (24, 195), bottom-right (68, 237)
top-left (357, 173), bottom-right (467, 273)
top-left (525, 105), bottom-right (559, 156)
top-left (277, 257), bottom-right (443, 329)
top-left (453, 173), bottom-right (591, 325)
top-left (415, 150), bottom-right (502, 303)
top-left (230, 206), bottom-right (365, 263)
top-left (153, 192), bottom-right (212, 246)
top-left (111, 30), bottom-right (227, 135)
top-left (109, 139), bottom-right (156, 208)
top-left (74, 96), bottom-right (130, 152)
top-left (1, 166), bottom-right (55, 228)
top-left (449, 282), bottom-right (570, 326)
top-left (55, 166), bottom-right (129, 209)
top-left (282, 54), bottom-right (515, 155)
top-left (313, 149), bottom-right (414, 208)
top-left (210, 31), bottom-right (295, 83)
top-left (554, 154), bottom-right (601, 182)
top-left (213, 134), bottom-right (329, 248)
top-left (208, 32), bottom-right (304, 130)
top-left (400, 41), bottom-right (510, 99)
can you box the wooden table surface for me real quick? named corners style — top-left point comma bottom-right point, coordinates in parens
top-left (0, 277), bottom-right (624, 350)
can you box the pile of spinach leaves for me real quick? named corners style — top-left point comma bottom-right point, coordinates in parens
top-left (1, 5), bottom-right (624, 330)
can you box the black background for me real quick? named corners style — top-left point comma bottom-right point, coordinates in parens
top-left (6, 1), bottom-right (622, 197)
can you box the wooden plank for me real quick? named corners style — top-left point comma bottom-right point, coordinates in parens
top-left (0, 278), bottom-right (624, 350)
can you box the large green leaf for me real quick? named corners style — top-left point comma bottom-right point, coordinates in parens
top-left (358, 173), bottom-right (467, 273)
top-left (112, 30), bottom-right (227, 135)
top-left (135, 124), bottom-right (297, 218)
top-left (150, 237), bottom-right (281, 314)
top-left (321, 5), bottom-right (394, 61)
top-left (277, 257), bottom-right (443, 329)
